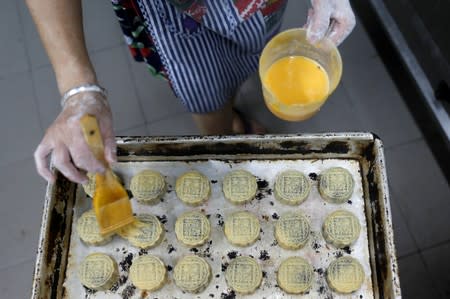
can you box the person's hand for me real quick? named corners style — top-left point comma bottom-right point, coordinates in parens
top-left (34, 92), bottom-right (116, 184)
top-left (304, 0), bottom-right (356, 46)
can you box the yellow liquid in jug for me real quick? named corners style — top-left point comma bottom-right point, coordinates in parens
top-left (264, 55), bottom-right (330, 106)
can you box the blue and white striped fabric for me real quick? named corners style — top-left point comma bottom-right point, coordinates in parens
top-left (137, 0), bottom-right (285, 113)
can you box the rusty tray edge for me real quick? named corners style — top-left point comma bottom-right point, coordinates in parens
top-left (373, 139), bottom-right (401, 298)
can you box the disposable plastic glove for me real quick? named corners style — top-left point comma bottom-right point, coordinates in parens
top-left (305, 0), bottom-right (356, 46)
top-left (34, 92), bottom-right (116, 184)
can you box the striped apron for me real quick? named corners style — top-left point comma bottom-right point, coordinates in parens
top-left (112, 0), bottom-right (287, 113)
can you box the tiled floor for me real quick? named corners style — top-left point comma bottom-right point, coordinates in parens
top-left (1, 1), bottom-right (449, 298)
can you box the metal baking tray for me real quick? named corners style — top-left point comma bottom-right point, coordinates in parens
top-left (31, 133), bottom-right (402, 299)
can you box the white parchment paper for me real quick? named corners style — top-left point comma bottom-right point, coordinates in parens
top-left (64, 159), bottom-right (373, 299)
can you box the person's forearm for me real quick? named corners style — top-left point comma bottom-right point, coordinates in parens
top-left (26, 0), bottom-right (97, 94)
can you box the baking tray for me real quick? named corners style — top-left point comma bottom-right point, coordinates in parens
top-left (65, 159), bottom-right (371, 298)
top-left (31, 133), bottom-right (402, 299)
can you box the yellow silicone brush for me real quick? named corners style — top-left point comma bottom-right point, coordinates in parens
top-left (80, 115), bottom-right (134, 235)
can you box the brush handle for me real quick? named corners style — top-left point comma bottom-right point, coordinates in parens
top-left (80, 115), bottom-right (107, 166)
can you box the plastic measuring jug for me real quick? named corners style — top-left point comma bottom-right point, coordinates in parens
top-left (259, 28), bottom-right (342, 121)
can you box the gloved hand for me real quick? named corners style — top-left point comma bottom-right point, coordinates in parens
top-left (34, 92), bottom-right (116, 184)
top-left (305, 0), bottom-right (356, 46)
